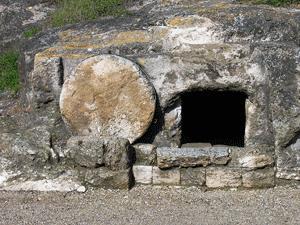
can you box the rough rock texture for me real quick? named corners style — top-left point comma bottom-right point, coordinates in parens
top-left (0, 126), bottom-right (52, 165)
top-left (206, 168), bottom-right (242, 188)
top-left (65, 136), bottom-right (133, 170)
top-left (180, 167), bottom-right (206, 186)
top-left (242, 168), bottom-right (275, 188)
top-left (239, 154), bottom-right (274, 169)
top-left (79, 167), bottom-right (134, 189)
top-left (60, 55), bottom-right (156, 143)
top-left (133, 144), bottom-right (157, 165)
top-left (65, 136), bottom-right (105, 168)
top-left (277, 137), bottom-right (300, 180)
top-left (0, 0), bottom-right (56, 52)
top-left (1, 0), bottom-right (300, 190)
top-left (157, 147), bottom-right (230, 168)
top-left (152, 167), bottom-right (180, 185)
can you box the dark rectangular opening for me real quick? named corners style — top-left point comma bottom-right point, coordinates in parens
top-left (181, 90), bottom-right (247, 147)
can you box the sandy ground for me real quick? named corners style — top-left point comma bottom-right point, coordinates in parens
top-left (0, 186), bottom-right (299, 225)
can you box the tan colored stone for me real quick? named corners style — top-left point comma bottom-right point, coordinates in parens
top-left (242, 168), bottom-right (275, 188)
top-left (60, 55), bottom-right (156, 143)
top-left (206, 168), bottom-right (242, 188)
top-left (152, 167), bottom-right (180, 185)
top-left (239, 154), bottom-right (274, 169)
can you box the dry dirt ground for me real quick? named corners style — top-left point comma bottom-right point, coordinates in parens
top-left (0, 186), bottom-right (299, 225)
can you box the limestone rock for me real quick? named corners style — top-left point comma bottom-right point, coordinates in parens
top-left (206, 168), bottom-right (242, 188)
top-left (65, 136), bottom-right (105, 168)
top-left (133, 165), bottom-right (153, 184)
top-left (60, 55), bottom-right (156, 143)
top-left (0, 126), bottom-right (52, 164)
top-left (277, 138), bottom-right (300, 180)
top-left (242, 168), bottom-right (275, 188)
top-left (65, 136), bottom-right (133, 170)
top-left (157, 147), bottom-right (230, 169)
top-left (180, 167), bottom-right (205, 186)
top-left (103, 138), bottom-right (133, 171)
top-left (239, 154), bottom-right (274, 169)
top-left (152, 167), bottom-right (180, 185)
top-left (79, 167), bottom-right (134, 189)
top-left (133, 144), bottom-right (157, 165)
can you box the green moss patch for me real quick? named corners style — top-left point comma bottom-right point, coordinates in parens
top-left (51, 0), bottom-right (127, 27)
top-left (23, 26), bottom-right (42, 38)
top-left (0, 52), bottom-right (20, 93)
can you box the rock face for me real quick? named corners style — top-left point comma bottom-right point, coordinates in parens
top-left (2, 0), bottom-right (300, 190)
top-left (60, 55), bottom-right (156, 143)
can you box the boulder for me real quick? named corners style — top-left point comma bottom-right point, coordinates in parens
top-left (60, 55), bottom-right (156, 143)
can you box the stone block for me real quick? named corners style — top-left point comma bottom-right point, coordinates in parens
top-left (206, 168), bottom-right (242, 188)
top-left (180, 167), bottom-right (205, 186)
top-left (133, 144), bottom-right (156, 165)
top-left (157, 147), bottom-right (230, 169)
top-left (79, 167), bottom-right (134, 189)
top-left (103, 138), bottom-right (133, 171)
top-left (242, 168), bottom-right (275, 188)
top-left (152, 167), bottom-right (180, 185)
top-left (65, 136), bottom-right (133, 170)
top-left (238, 154), bottom-right (274, 169)
top-left (133, 165), bottom-right (153, 184)
top-left (65, 136), bottom-right (105, 168)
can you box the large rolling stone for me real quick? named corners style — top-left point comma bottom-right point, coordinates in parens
top-left (60, 55), bottom-right (156, 143)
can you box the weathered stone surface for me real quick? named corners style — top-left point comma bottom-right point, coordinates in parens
top-left (0, 126), bottom-right (52, 164)
top-left (180, 167), bottom-right (205, 186)
top-left (239, 154), bottom-right (274, 169)
top-left (103, 138), bottom-right (133, 171)
top-left (181, 143), bottom-right (212, 148)
top-left (79, 167), bottom-right (133, 189)
top-left (276, 138), bottom-right (300, 180)
top-left (157, 147), bottom-right (230, 169)
top-left (65, 136), bottom-right (132, 170)
top-left (0, 172), bottom-right (86, 193)
top-left (60, 55), bottom-right (156, 143)
top-left (65, 136), bottom-right (105, 168)
top-left (133, 165), bottom-right (153, 184)
top-left (242, 168), bottom-right (275, 188)
top-left (206, 168), bottom-right (242, 188)
top-left (133, 144), bottom-right (157, 165)
top-left (30, 56), bottom-right (63, 107)
top-left (152, 167), bottom-right (180, 185)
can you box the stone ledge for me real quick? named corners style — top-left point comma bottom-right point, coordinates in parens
top-left (157, 147), bottom-right (230, 169)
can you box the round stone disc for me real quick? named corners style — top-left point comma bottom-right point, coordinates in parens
top-left (60, 55), bottom-right (156, 143)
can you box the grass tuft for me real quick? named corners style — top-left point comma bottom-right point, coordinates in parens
top-left (51, 0), bottom-right (127, 27)
top-left (23, 26), bottom-right (42, 38)
top-left (0, 52), bottom-right (20, 93)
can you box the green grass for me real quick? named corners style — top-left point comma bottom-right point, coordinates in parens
top-left (239, 0), bottom-right (300, 6)
top-left (23, 26), bottom-right (42, 38)
top-left (0, 52), bottom-right (20, 93)
top-left (51, 0), bottom-right (127, 27)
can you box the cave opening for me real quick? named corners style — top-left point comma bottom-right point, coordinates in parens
top-left (181, 90), bottom-right (247, 147)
